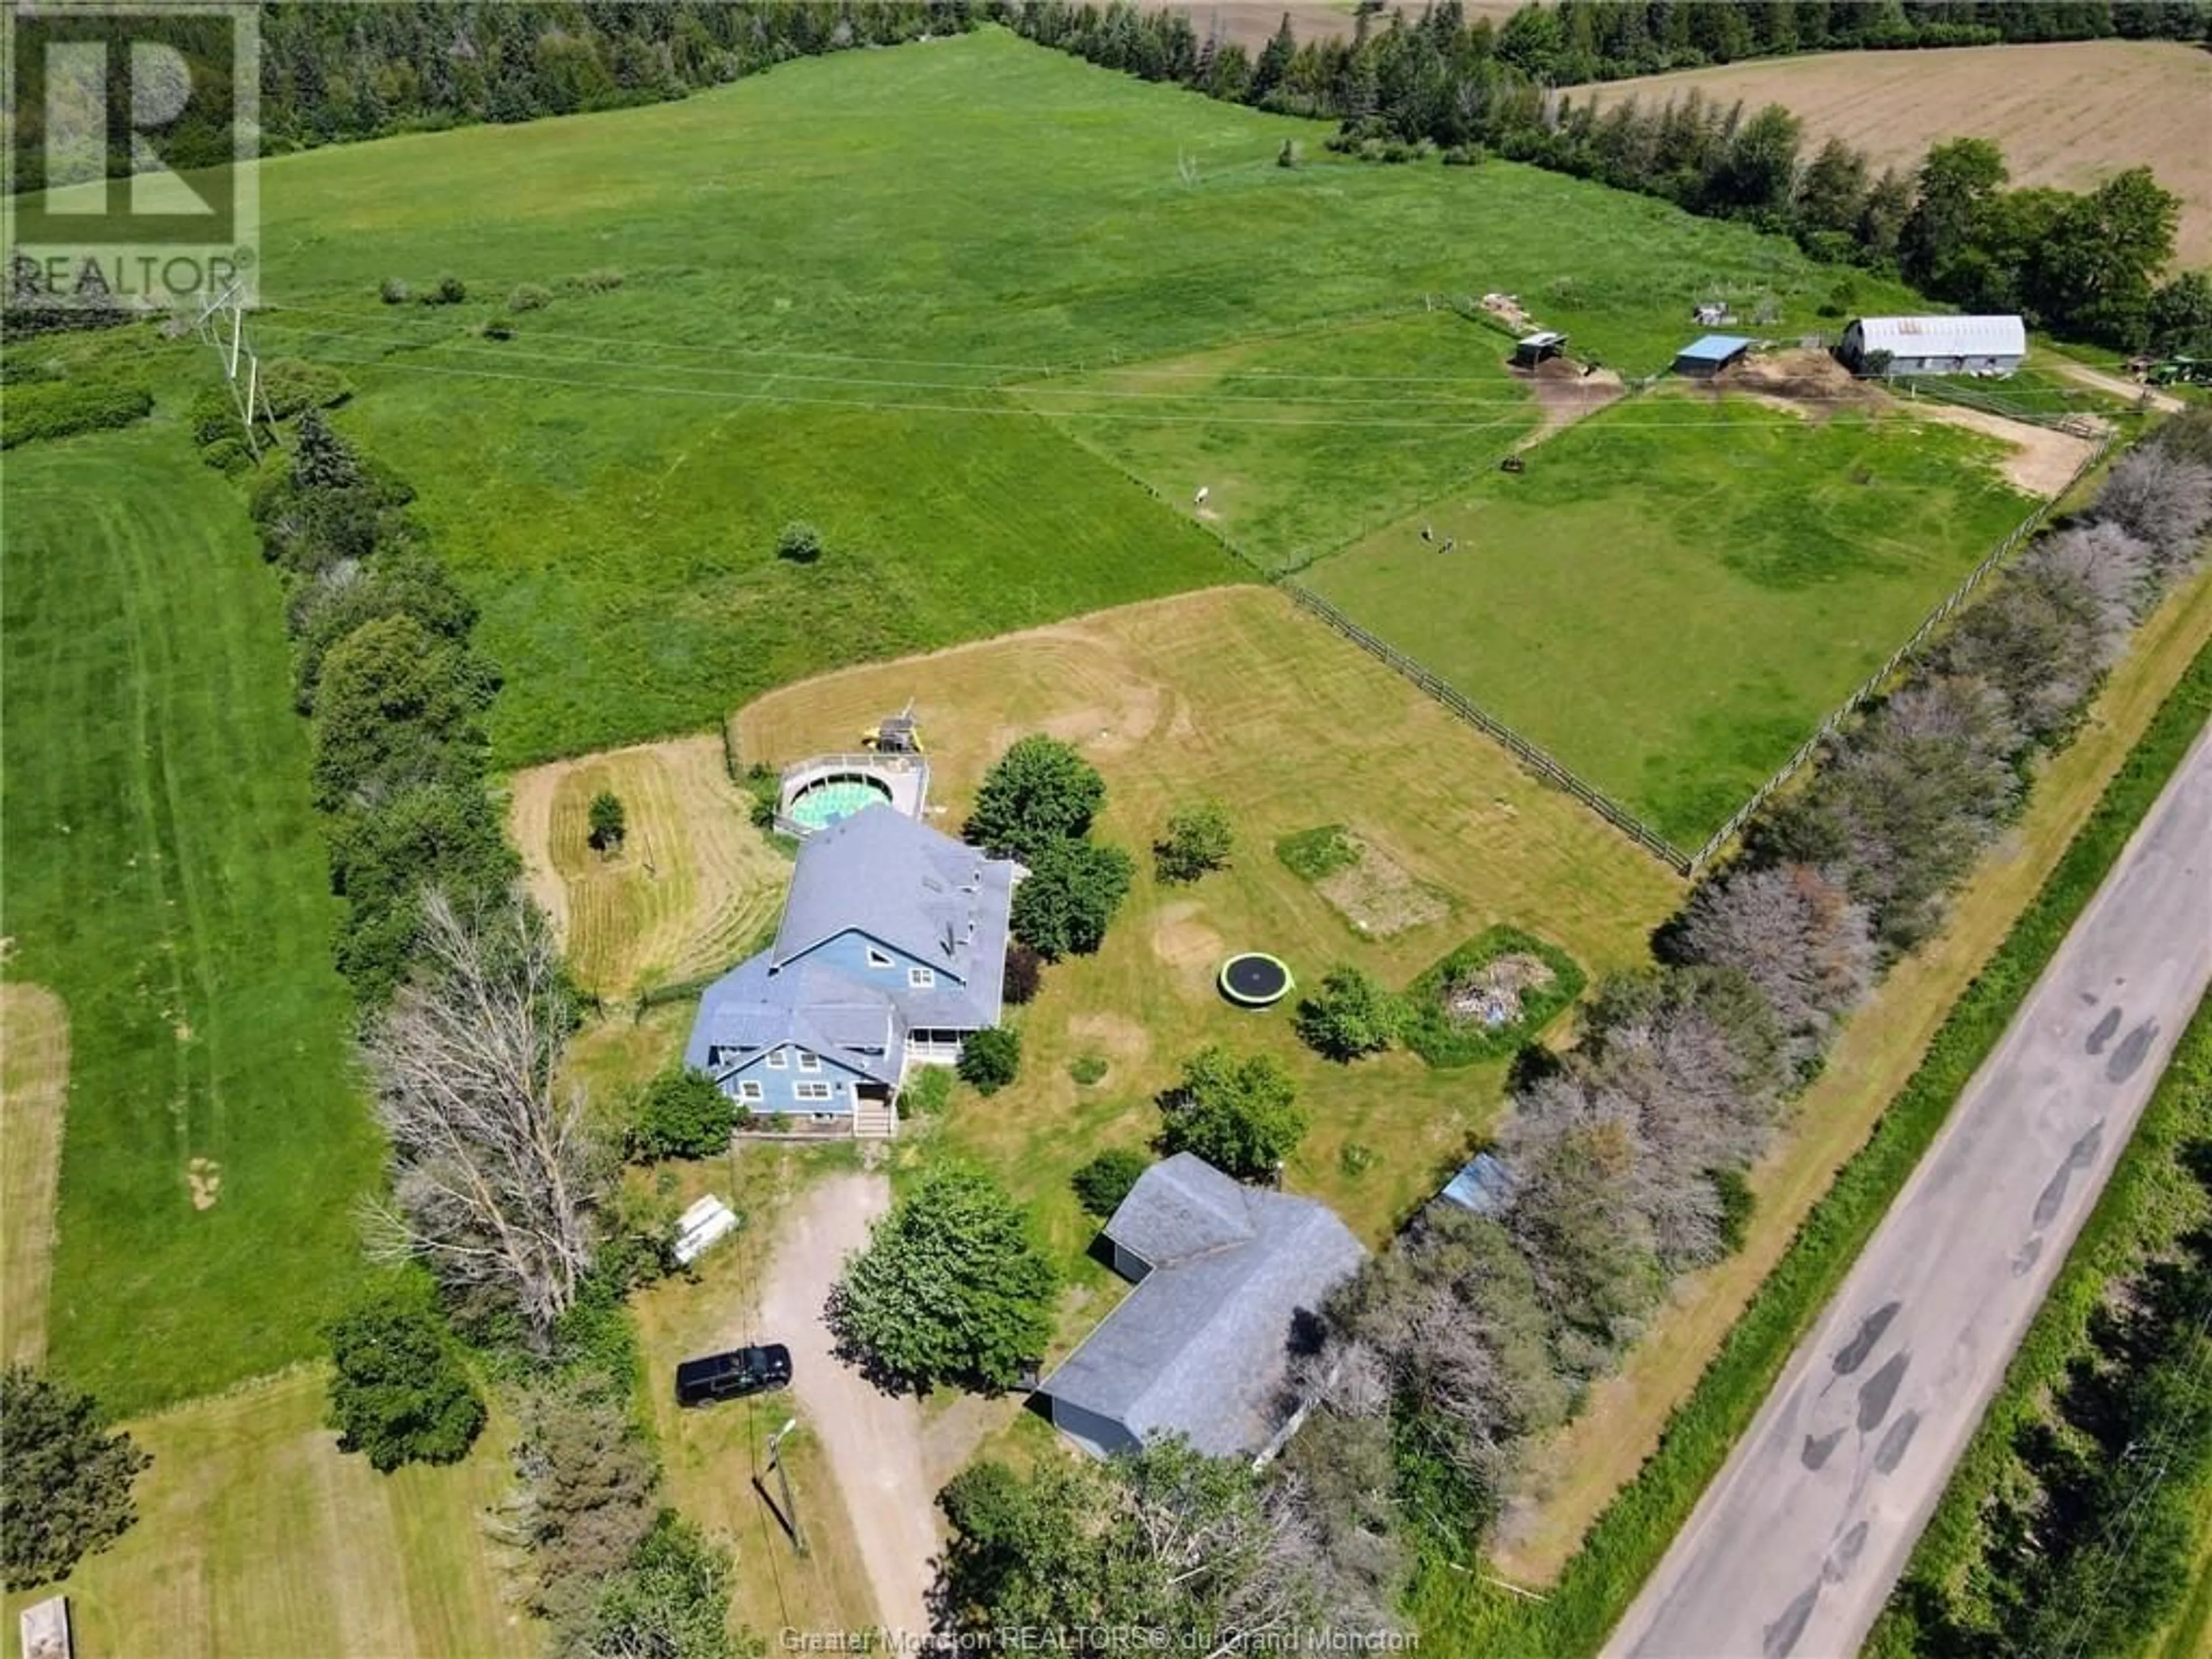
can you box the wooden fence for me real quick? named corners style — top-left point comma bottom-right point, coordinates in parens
top-left (1279, 584), bottom-right (1696, 873)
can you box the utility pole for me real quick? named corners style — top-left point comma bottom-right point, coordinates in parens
top-left (188, 281), bottom-right (277, 457)
top-left (764, 1416), bottom-right (809, 1558)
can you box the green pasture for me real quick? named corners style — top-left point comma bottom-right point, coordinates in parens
top-left (0, 416), bottom-right (380, 1415)
top-left (1304, 390), bottom-right (2040, 844)
top-left (231, 27), bottom-right (1918, 764)
top-left (1011, 312), bottom-right (1543, 572)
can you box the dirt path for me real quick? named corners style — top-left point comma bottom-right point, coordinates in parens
top-left (1907, 400), bottom-right (2101, 497)
top-left (757, 1170), bottom-right (937, 1638)
top-left (2055, 359), bottom-right (2184, 416)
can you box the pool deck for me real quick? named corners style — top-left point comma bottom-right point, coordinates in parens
top-left (777, 752), bottom-right (931, 836)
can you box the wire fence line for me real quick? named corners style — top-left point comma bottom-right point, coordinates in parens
top-left (1687, 430), bottom-right (2113, 870)
top-left (1278, 584), bottom-right (1696, 873)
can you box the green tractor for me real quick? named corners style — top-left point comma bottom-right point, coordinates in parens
top-left (2144, 357), bottom-right (2212, 387)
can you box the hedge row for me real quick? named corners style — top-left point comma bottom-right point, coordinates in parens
top-left (1, 378), bottom-right (152, 449)
top-left (1417, 634), bottom-right (2212, 1654)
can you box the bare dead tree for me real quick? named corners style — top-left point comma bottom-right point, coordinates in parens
top-left (361, 892), bottom-right (599, 1342)
top-left (2092, 445), bottom-right (2212, 575)
top-left (1680, 862), bottom-right (1874, 1065)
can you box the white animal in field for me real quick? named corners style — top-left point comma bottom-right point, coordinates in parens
top-left (1194, 486), bottom-right (1210, 506)
top-left (1421, 524), bottom-right (1434, 543)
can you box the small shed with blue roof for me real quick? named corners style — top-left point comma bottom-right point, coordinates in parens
top-left (1673, 334), bottom-right (1755, 379)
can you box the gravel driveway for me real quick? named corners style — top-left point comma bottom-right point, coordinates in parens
top-left (756, 1169), bottom-right (939, 1638)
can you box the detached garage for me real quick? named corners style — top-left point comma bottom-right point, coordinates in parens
top-left (1841, 315), bottom-right (2027, 377)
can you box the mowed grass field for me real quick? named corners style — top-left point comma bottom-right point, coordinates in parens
top-left (1, 984), bottom-right (69, 1367)
top-left (235, 27), bottom-right (1920, 766)
top-left (735, 587), bottom-right (1683, 1271)
top-left (0, 1368), bottom-right (536, 1659)
top-left (1304, 389), bottom-right (2039, 844)
top-left (1574, 40), bottom-right (2212, 266)
top-left (510, 736), bottom-right (790, 1001)
top-left (1, 421), bottom-right (380, 1414)
top-left (1013, 312), bottom-right (1544, 572)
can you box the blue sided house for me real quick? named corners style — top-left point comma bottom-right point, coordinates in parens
top-left (684, 805), bottom-right (1021, 1137)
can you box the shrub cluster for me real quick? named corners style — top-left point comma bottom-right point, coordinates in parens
top-left (0, 376), bottom-right (151, 449)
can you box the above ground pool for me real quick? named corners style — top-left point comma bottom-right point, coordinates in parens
top-left (1219, 952), bottom-right (1293, 1008)
top-left (786, 774), bottom-right (893, 832)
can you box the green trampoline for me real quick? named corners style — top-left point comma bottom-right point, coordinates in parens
top-left (1219, 953), bottom-right (1293, 1008)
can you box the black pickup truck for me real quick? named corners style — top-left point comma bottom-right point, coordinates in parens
top-left (674, 1343), bottom-right (793, 1407)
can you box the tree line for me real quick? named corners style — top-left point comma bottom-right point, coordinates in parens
top-left (229, 399), bottom-right (751, 1658)
top-left (1009, 1), bottom-right (2208, 352)
top-left (1279, 413), bottom-right (2212, 1600)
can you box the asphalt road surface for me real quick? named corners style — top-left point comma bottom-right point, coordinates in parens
top-left (1605, 725), bottom-right (2212, 1659)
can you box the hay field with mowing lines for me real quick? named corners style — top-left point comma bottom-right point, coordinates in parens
top-left (736, 587), bottom-right (1683, 1260)
top-left (1575, 40), bottom-right (2212, 266)
top-left (233, 27), bottom-right (1919, 766)
top-left (511, 737), bottom-right (790, 1001)
top-left (1, 421), bottom-right (381, 1415)
top-left (1, 984), bottom-right (69, 1367)
top-left (1304, 388), bottom-right (2040, 845)
top-left (1013, 312), bottom-right (1543, 573)
top-left (0, 1368), bottom-right (536, 1659)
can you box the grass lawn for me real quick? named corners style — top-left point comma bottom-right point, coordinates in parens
top-left (0, 984), bottom-right (68, 1366)
top-left (0, 419), bottom-right (381, 1415)
top-left (1304, 389), bottom-right (2039, 844)
top-left (1011, 312), bottom-right (1543, 573)
top-left (229, 27), bottom-right (1919, 767)
top-left (510, 736), bottom-right (791, 1002)
top-left (0, 1368), bottom-right (536, 1659)
top-left (734, 587), bottom-right (1683, 1291)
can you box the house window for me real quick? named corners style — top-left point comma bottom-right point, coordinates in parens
top-left (797, 1051), bottom-right (821, 1072)
top-left (812, 1113), bottom-right (837, 1124)
top-left (908, 966), bottom-right (935, 989)
top-left (738, 1080), bottom-right (764, 1103)
top-left (866, 946), bottom-right (893, 969)
top-left (794, 1081), bottom-right (834, 1103)
top-left (767, 1050), bottom-right (787, 1069)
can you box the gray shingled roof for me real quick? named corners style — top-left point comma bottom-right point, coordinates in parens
top-left (772, 806), bottom-right (1013, 1012)
top-left (1040, 1154), bottom-right (1368, 1459)
top-left (683, 958), bottom-right (905, 1086)
top-left (1104, 1150), bottom-right (1255, 1267)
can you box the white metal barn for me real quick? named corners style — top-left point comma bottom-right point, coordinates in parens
top-left (1840, 314), bottom-right (2027, 377)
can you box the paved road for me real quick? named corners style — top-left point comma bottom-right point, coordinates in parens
top-left (758, 1170), bottom-right (939, 1638)
top-left (1606, 727), bottom-right (2212, 1659)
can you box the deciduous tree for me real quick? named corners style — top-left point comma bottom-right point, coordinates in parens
top-left (1009, 838), bottom-right (1133, 959)
top-left (0, 1368), bottom-right (150, 1590)
top-left (828, 1164), bottom-right (1056, 1391)
top-left (965, 735), bottom-right (1105, 862)
top-left (1294, 965), bottom-right (1402, 1061)
top-left (1154, 801), bottom-right (1234, 884)
top-left (325, 1278), bottom-right (487, 1472)
top-left (1159, 1047), bottom-right (1306, 1180)
top-left (362, 893), bottom-right (600, 1342)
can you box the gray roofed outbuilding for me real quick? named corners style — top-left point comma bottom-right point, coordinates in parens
top-left (1037, 1153), bottom-right (1368, 1460)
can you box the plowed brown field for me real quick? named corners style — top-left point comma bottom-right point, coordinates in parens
top-left (1576, 41), bottom-right (2212, 266)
